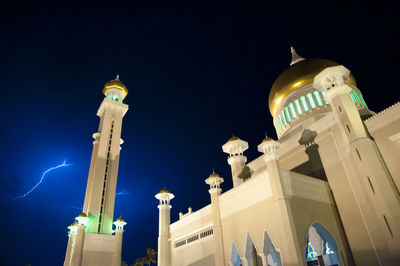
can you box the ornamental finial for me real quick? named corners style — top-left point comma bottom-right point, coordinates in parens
top-left (116, 74), bottom-right (120, 80)
top-left (290, 46), bottom-right (305, 66)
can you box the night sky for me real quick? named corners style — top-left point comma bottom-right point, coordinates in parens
top-left (1, 1), bottom-right (399, 265)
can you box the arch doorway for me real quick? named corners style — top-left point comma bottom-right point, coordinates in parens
top-left (231, 242), bottom-right (243, 266)
top-left (305, 223), bottom-right (340, 266)
top-left (263, 231), bottom-right (282, 266)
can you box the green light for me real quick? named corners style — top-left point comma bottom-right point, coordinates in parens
top-left (300, 96), bottom-right (309, 111)
top-left (350, 91), bottom-right (356, 103)
top-left (313, 91), bottom-right (323, 106)
top-left (294, 99), bottom-right (302, 115)
top-left (289, 103), bottom-right (296, 118)
top-left (307, 93), bottom-right (316, 109)
top-left (354, 91), bottom-right (362, 105)
top-left (285, 106), bottom-right (291, 122)
top-left (279, 114), bottom-right (284, 129)
top-left (281, 111), bottom-right (287, 126)
top-left (108, 94), bottom-right (113, 100)
top-left (359, 93), bottom-right (368, 109)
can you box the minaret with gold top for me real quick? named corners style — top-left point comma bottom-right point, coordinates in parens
top-left (64, 75), bottom-right (129, 266)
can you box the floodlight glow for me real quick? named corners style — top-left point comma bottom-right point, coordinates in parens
top-left (14, 160), bottom-right (71, 200)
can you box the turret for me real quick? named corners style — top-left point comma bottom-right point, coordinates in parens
top-left (205, 170), bottom-right (225, 265)
top-left (222, 136), bottom-right (248, 187)
top-left (155, 188), bottom-right (174, 266)
top-left (113, 217), bottom-right (127, 266)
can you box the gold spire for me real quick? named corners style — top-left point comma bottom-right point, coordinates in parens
top-left (290, 46), bottom-right (305, 66)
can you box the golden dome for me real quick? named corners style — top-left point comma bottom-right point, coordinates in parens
top-left (160, 187), bottom-right (170, 193)
top-left (268, 58), bottom-right (356, 116)
top-left (102, 75), bottom-right (128, 99)
top-left (228, 136), bottom-right (240, 141)
top-left (262, 136), bottom-right (273, 143)
top-left (209, 170), bottom-right (220, 178)
top-left (78, 212), bottom-right (87, 218)
top-left (116, 217), bottom-right (125, 222)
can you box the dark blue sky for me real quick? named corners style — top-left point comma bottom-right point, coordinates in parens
top-left (1, 1), bottom-right (399, 265)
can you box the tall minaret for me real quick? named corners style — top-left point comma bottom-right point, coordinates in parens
top-left (64, 75), bottom-right (129, 266)
top-left (156, 188), bottom-right (174, 266)
top-left (83, 75), bottom-right (129, 234)
top-left (222, 136), bottom-right (249, 187)
top-left (314, 66), bottom-right (400, 265)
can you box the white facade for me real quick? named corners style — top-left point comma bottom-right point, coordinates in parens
top-left (64, 76), bottom-right (129, 266)
top-left (157, 49), bottom-right (400, 266)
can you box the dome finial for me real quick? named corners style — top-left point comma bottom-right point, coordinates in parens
top-left (116, 74), bottom-right (120, 80)
top-left (290, 46), bottom-right (305, 66)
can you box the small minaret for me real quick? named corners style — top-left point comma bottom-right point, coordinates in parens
top-left (314, 65), bottom-right (400, 264)
top-left (155, 188), bottom-right (174, 266)
top-left (64, 213), bottom-right (89, 266)
top-left (113, 217), bottom-right (127, 266)
top-left (258, 137), bottom-right (304, 265)
top-left (222, 136), bottom-right (249, 187)
top-left (205, 170), bottom-right (225, 266)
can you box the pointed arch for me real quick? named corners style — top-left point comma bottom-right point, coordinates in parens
top-left (245, 232), bottom-right (262, 266)
top-left (231, 242), bottom-right (242, 266)
top-left (262, 231), bottom-right (282, 266)
top-left (305, 222), bottom-right (341, 266)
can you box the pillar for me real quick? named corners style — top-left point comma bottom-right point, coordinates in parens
top-left (205, 171), bottom-right (225, 266)
top-left (155, 188), bottom-right (174, 266)
top-left (258, 136), bottom-right (305, 266)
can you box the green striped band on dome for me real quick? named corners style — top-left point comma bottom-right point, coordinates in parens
top-left (274, 89), bottom-right (368, 137)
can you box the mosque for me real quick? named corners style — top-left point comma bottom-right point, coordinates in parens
top-left (155, 48), bottom-right (400, 266)
top-left (63, 47), bottom-right (400, 266)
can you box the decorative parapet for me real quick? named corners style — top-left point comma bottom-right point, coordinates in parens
top-left (364, 102), bottom-right (400, 133)
top-left (281, 169), bottom-right (333, 204)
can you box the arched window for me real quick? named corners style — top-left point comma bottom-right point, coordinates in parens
top-left (289, 103), bottom-right (297, 118)
top-left (294, 99), bottom-right (302, 115)
top-left (306, 93), bottom-right (316, 109)
top-left (313, 91), bottom-right (323, 106)
top-left (108, 94), bottom-right (113, 100)
top-left (281, 111), bottom-right (287, 126)
top-left (278, 115), bottom-right (284, 131)
top-left (284, 106), bottom-right (291, 122)
top-left (359, 93), bottom-right (368, 109)
top-left (350, 91), bottom-right (356, 103)
top-left (300, 96), bottom-right (309, 112)
top-left (113, 94), bottom-right (119, 101)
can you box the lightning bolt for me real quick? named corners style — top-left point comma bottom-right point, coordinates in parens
top-left (116, 189), bottom-right (130, 196)
top-left (14, 160), bottom-right (71, 200)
